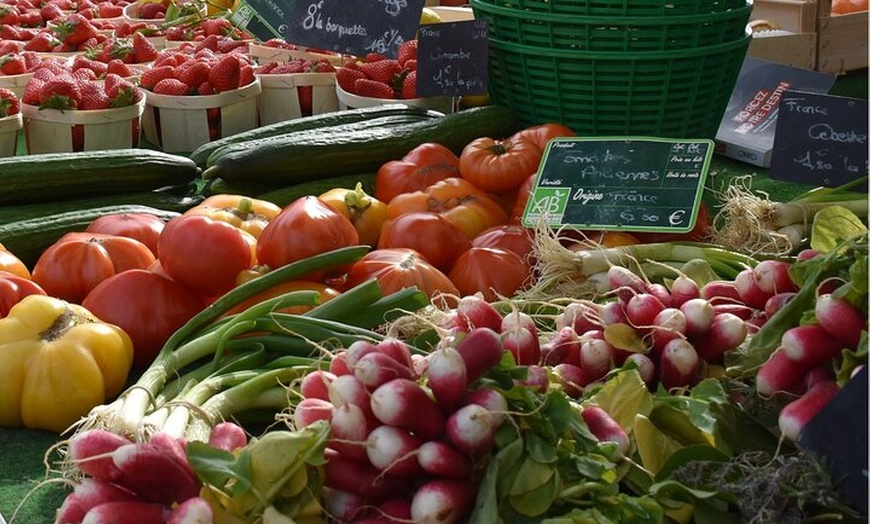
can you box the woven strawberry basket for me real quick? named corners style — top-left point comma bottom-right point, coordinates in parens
top-left (335, 82), bottom-right (453, 113)
top-left (0, 112), bottom-right (22, 157)
top-left (248, 43), bottom-right (344, 67)
top-left (0, 72), bottom-right (33, 99)
top-left (142, 77), bottom-right (261, 152)
top-left (21, 96), bottom-right (145, 154)
top-left (257, 72), bottom-right (338, 126)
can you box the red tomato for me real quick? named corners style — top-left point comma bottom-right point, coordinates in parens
top-left (510, 123), bottom-right (575, 150)
top-left (378, 212), bottom-right (472, 272)
top-left (458, 135), bottom-right (543, 193)
top-left (448, 247), bottom-right (533, 302)
top-left (85, 212), bottom-right (168, 257)
top-left (0, 271), bottom-right (46, 318)
top-left (82, 269), bottom-right (207, 369)
top-left (471, 225), bottom-right (536, 266)
top-left (31, 232), bottom-right (156, 303)
top-left (158, 214), bottom-right (257, 298)
top-left (344, 248), bottom-right (459, 304)
top-left (509, 173), bottom-right (537, 225)
top-left (375, 142), bottom-right (461, 204)
top-left (256, 196), bottom-right (360, 281)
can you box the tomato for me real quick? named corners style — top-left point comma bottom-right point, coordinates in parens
top-left (31, 232), bottom-right (156, 303)
top-left (510, 122), bottom-right (575, 150)
top-left (85, 212), bottom-right (168, 257)
top-left (0, 242), bottom-right (32, 279)
top-left (448, 247), bottom-right (533, 302)
top-left (158, 214), bottom-right (257, 298)
top-left (319, 184), bottom-right (389, 247)
top-left (0, 271), bottom-right (46, 318)
top-left (378, 212), bottom-right (472, 272)
top-left (471, 224), bottom-right (536, 266)
top-left (227, 276), bottom-right (341, 316)
top-left (566, 230), bottom-right (642, 251)
top-left (630, 202), bottom-right (713, 243)
top-left (344, 248), bottom-right (459, 304)
top-left (256, 196), bottom-right (360, 281)
top-left (183, 194), bottom-right (282, 239)
top-left (82, 269), bottom-right (207, 369)
top-left (375, 142), bottom-right (461, 204)
top-left (458, 134), bottom-right (543, 193)
top-left (387, 177), bottom-right (508, 240)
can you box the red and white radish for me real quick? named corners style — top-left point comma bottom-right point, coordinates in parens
top-left (693, 312), bottom-right (747, 362)
top-left (375, 337), bottom-right (415, 371)
top-left (515, 364), bottom-right (550, 393)
top-left (780, 324), bottom-right (845, 367)
top-left (56, 479), bottom-right (141, 524)
top-left (329, 350), bottom-right (352, 376)
top-left (465, 387), bottom-right (508, 427)
top-left (426, 346), bottom-right (468, 411)
top-left (579, 337), bottom-right (615, 381)
top-left (711, 302), bottom-right (756, 320)
top-left (300, 369), bottom-right (338, 401)
top-left (328, 374), bottom-right (373, 418)
top-left (553, 363), bottom-right (592, 398)
top-left (410, 478), bottom-right (475, 524)
top-left (700, 280), bottom-right (743, 304)
top-left (581, 405), bottom-right (630, 457)
top-left (756, 348), bottom-right (812, 397)
top-left (607, 265), bottom-right (648, 304)
top-left (293, 397), bottom-right (334, 429)
top-left (650, 308), bottom-right (687, 352)
top-left (624, 293), bottom-right (667, 332)
top-left (624, 353), bottom-right (655, 386)
top-left (679, 298), bottom-right (715, 339)
top-left (501, 310), bottom-right (538, 338)
top-left (455, 327), bottom-right (505, 383)
top-left (446, 402), bottom-right (498, 457)
top-left (598, 301), bottom-right (629, 326)
top-left (540, 325), bottom-right (582, 366)
top-left (417, 441), bottom-right (472, 478)
top-left (322, 487), bottom-right (369, 522)
top-left (329, 402), bottom-right (371, 463)
top-left (146, 432), bottom-right (188, 466)
top-left (370, 378), bottom-right (446, 440)
top-left (323, 448), bottom-right (408, 500)
top-left (658, 337), bottom-right (700, 390)
top-left (81, 501), bottom-right (169, 524)
top-left (669, 274), bottom-right (700, 307)
top-left (555, 301), bottom-right (601, 335)
top-left (366, 424), bottom-right (424, 477)
top-left (345, 340), bottom-right (379, 369)
top-left (751, 259), bottom-right (797, 295)
top-left (646, 283), bottom-right (674, 309)
top-left (67, 429), bottom-right (132, 482)
top-left (353, 351), bottom-right (416, 390)
top-left (778, 381), bottom-right (840, 442)
top-left (815, 294), bottom-right (866, 349)
top-left (166, 496), bottom-right (214, 524)
top-left (734, 268), bottom-right (775, 309)
top-left (445, 294), bottom-right (504, 332)
top-left (764, 292), bottom-right (797, 319)
top-left (501, 325), bottom-right (540, 365)
top-left (207, 421), bottom-right (248, 453)
top-left (111, 442), bottom-right (200, 505)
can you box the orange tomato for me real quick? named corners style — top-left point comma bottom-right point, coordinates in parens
top-left (227, 278), bottom-right (341, 316)
top-left (567, 230), bottom-right (641, 251)
top-left (0, 242), bottom-right (32, 279)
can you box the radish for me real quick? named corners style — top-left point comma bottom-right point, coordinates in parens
top-left (751, 259), bottom-right (797, 295)
top-left (700, 280), bottom-right (743, 304)
top-left (624, 353), bottom-right (655, 386)
top-left (607, 265), bottom-right (648, 304)
top-left (598, 300), bottom-right (628, 326)
top-left (81, 501), bottom-right (169, 524)
top-left (353, 351), bottom-right (416, 390)
top-left (166, 497), bottom-right (214, 524)
top-left (455, 327), bottom-right (505, 383)
top-left (734, 268), bottom-right (774, 309)
top-left (410, 478), bottom-right (475, 524)
top-left (329, 403), bottom-right (371, 463)
top-left (445, 294), bottom-right (504, 332)
top-left (56, 479), bottom-right (141, 524)
top-left (646, 283), bottom-right (674, 308)
top-left (579, 337), bottom-right (615, 381)
top-left (624, 293), bottom-right (667, 332)
top-left (465, 387), bottom-right (508, 427)
top-left (366, 425), bottom-right (424, 477)
top-left (540, 325), bottom-right (581, 366)
top-left (67, 429), bottom-right (132, 482)
top-left (351, 497), bottom-right (413, 523)
top-left (669, 274), bottom-right (700, 307)
top-left (796, 248), bottom-right (820, 261)
top-left (323, 448), bottom-right (408, 500)
top-left (426, 346), bottom-right (468, 411)
top-left (515, 364), bottom-right (550, 393)
top-left (111, 442), bottom-right (200, 505)
top-left (650, 308), bottom-right (687, 352)
top-left (328, 374), bottom-right (373, 418)
top-left (292, 397), bottom-right (334, 429)
top-left (207, 421), bottom-right (248, 452)
top-left (778, 381), bottom-right (840, 442)
top-left (502, 325), bottom-right (540, 365)
top-left (555, 301), bottom-right (601, 335)
top-left (756, 348), bottom-right (813, 397)
top-left (330, 350), bottom-right (352, 376)
top-left (300, 370), bottom-right (338, 401)
top-left (345, 339), bottom-right (379, 368)
top-left (501, 310), bottom-right (538, 337)
top-left (553, 363), bottom-right (591, 398)
top-left (412, 353), bottom-right (430, 377)
top-left (680, 298), bottom-right (715, 339)
top-left (322, 487), bottom-right (369, 522)
top-left (370, 378), bottom-right (446, 440)
top-left (711, 303), bottom-right (755, 320)
top-left (815, 294), bottom-right (866, 349)
top-left (446, 403), bottom-right (497, 457)
top-left (417, 441), bottom-right (472, 478)
top-left (581, 405), bottom-right (630, 457)
top-left (375, 337), bottom-right (415, 370)
top-left (658, 337), bottom-right (700, 390)
top-left (692, 312), bottom-right (747, 362)
top-left (146, 432), bottom-right (188, 466)
top-left (764, 292), bottom-right (797, 319)
top-left (780, 324), bottom-right (845, 367)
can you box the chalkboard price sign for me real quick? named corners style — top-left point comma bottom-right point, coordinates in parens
top-left (521, 137), bottom-right (713, 233)
top-left (229, 0), bottom-right (295, 41)
top-left (285, 0), bottom-right (425, 58)
top-left (770, 91), bottom-right (868, 188)
top-left (417, 20), bottom-right (488, 97)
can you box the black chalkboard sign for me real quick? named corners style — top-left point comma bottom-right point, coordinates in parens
top-left (284, 0), bottom-right (425, 58)
top-left (521, 137), bottom-right (713, 233)
top-left (416, 20), bottom-right (488, 97)
top-left (770, 91), bottom-right (868, 188)
top-left (229, 0), bottom-right (295, 41)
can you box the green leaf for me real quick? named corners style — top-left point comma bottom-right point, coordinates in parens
top-left (811, 206), bottom-right (867, 254)
top-left (706, 402), bottom-right (786, 456)
top-left (510, 457), bottom-right (556, 495)
top-left (649, 403), bottom-right (714, 448)
top-left (509, 469), bottom-right (559, 517)
top-left (604, 323), bottom-right (647, 353)
top-left (680, 259), bottom-right (721, 289)
top-left (588, 369), bottom-right (654, 433)
top-left (469, 450), bottom-right (501, 524)
top-left (495, 438), bottom-right (525, 498)
top-left (186, 440), bottom-right (254, 496)
top-left (525, 430), bottom-right (559, 464)
top-left (633, 414), bottom-right (683, 477)
top-left (653, 445), bottom-right (729, 482)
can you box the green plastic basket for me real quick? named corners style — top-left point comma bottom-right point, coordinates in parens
top-left (479, 0), bottom-right (746, 16)
top-left (471, 0), bottom-right (753, 51)
top-left (485, 31), bottom-right (751, 138)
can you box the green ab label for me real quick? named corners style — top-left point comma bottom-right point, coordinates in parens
top-left (523, 187), bottom-right (569, 226)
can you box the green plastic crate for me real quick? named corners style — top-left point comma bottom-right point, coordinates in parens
top-left (478, 0), bottom-right (747, 16)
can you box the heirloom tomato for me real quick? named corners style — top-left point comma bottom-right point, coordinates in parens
top-left (375, 142), bottom-right (461, 204)
top-left (458, 134), bottom-right (543, 194)
top-left (85, 212), bottom-right (168, 257)
top-left (183, 194), bottom-right (282, 239)
top-left (0, 271), bottom-right (46, 318)
top-left (472, 225), bottom-right (536, 266)
top-left (0, 242), bottom-right (31, 279)
top-left (158, 214), bottom-right (257, 298)
top-left (31, 232), bottom-right (156, 304)
top-left (319, 184), bottom-right (389, 247)
top-left (344, 248), bottom-right (459, 304)
top-left (448, 247), bottom-right (533, 302)
top-left (509, 173), bottom-right (537, 225)
top-left (510, 122), bottom-right (575, 150)
top-left (378, 212), bottom-right (471, 272)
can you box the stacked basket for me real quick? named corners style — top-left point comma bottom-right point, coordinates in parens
top-left (469, 0), bottom-right (754, 137)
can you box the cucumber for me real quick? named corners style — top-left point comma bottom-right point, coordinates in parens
top-left (0, 149), bottom-right (199, 206)
top-left (204, 112), bottom-right (438, 168)
top-left (0, 205), bottom-right (182, 266)
top-left (201, 178), bottom-right (278, 198)
top-left (257, 173), bottom-right (377, 208)
top-left (188, 103), bottom-right (444, 168)
top-left (202, 105), bottom-right (519, 186)
top-left (0, 190), bottom-right (203, 225)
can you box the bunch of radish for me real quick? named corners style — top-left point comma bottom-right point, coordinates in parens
top-left (56, 422), bottom-right (247, 523)
top-left (293, 318), bottom-right (512, 524)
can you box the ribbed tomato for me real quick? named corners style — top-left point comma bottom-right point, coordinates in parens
top-left (375, 142), bottom-right (461, 204)
top-left (472, 225), bottom-right (536, 267)
top-left (448, 247), bottom-right (533, 302)
top-left (378, 212), bottom-right (471, 272)
top-left (344, 248), bottom-right (459, 303)
top-left (85, 212), bottom-right (168, 257)
top-left (510, 122), bottom-right (575, 150)
top-left (458, 135), bottom-right (543, 193)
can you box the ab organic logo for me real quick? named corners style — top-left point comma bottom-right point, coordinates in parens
top-left (524, 187), bottom-right (569, 226)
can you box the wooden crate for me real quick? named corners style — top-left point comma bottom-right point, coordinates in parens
top-left (816, 1), bottom-right (869, 73)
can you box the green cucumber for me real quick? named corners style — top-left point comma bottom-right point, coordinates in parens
top-left (0, 149), bottom-right (199, 206)
top-left (188, 103), bottom-right (444, 168)
top-left (200, 178), bottom-right (279, 198)
top-left (0, 205), bottom-right (182, 266)
top-left (257, 173), bottom-right (377, 207)
top-left (202, 105), bottom-right (519, 186)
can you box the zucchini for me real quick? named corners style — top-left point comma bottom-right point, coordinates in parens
top-left (189, 103), bottom-right (445, 168)
top-left (0, 205), bottom-right (182, 266)
top-left (257, 173), bottom-right (377, 207)
top-left (202, 105), bottom-right (519, 186)
top-left (204, 112), bottom-right (438, 168)
top-left (0, 149), bottom-right (200, 206)
top-left (201, 178), bottom-right (279, 198)
top-left (0, 190), bottom-right (203, 225)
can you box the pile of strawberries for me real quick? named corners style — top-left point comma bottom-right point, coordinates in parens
top-left (336, 39), bottom-right (418, 100)
top-left (16, 12), bottom-right (107, 53)
top-left (22, 60), bottom-right (142, 109)
top-left (164, 15), bottom-right (252, 45)
top-left (82, 31), bottom-right (159, 64)
top-left (139, 47), bottom-right (255, 95)
top-left (127, 0), bottom-right (203, 19)
top-left (0, 86), bottom-right (19, 116)
top-left (258, 57), bottom-right (335, 117)
top-left (0, 48), bottom-right (65, 76)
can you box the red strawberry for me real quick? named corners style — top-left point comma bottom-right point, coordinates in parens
top-left (201, 18), bottom-right (233, 37)
top-left (152, 77), bottom-right (189, 95)
top-left (105, 74), bottom-right (138, 106)
top-left (23, 31), bottom-right (61, 52)
top-left (139, 65), bottom-right (175, 90)
top-left (22, 51), bottom-right (44, 71)
top-left (53, 13), bottom-right (98, 46)
top-left (72, 67), bottom-right (97, 81)
top-left (352, 78), bottom-right (394, 99)
top-left (403, 59), bottom-right (417, 72)
top-left (0, 55), bottom-right (27, 76)
top-left (98, 3), bottom-right (123, 17)
top-left (138, 2), bottom-right (165, 19)
top-left (195, 34), bottom-right (220, 52)
top-left (400, 69), bottom-right (416, 99)
top-left (0, 41), bottom-right (19, 56)
top-left (0, 87), bottom-right (19, 116)
top-left (0, 25), bottom-right (21, 41)
top-left (78, 80), bottom-right (110, 109)
top-left (357, 59), bottom-right (401, 86)
top-left (132, 32), bottom-right (157, 63)
top-left (22, 77), bottom-right (46, 105)
top-left (71, 123), bottom-right (85, 151)
top-left (238, 63), bottom-right (254, 87)
top-left (18, 10), bottom-right (44, 28)
top-left (176, 59), bottom-right (209, 90)
top-left (106, 58), bottom-right (133, 77)
top-left (305, 58), bottom-right (334, 73)
top-left (397, 39), bottom-right (417, 68)
top-left (217, 38), bottom-right (247, 54)
top-left (196, 80), bottom-right (213, 95)
top-left (0, 5), bottom-right (20, 26)
top-left (335, 66), bottom-right (366, 91)
top-left (364, 52), bottom-right (387, 63)
top-left (39, 74), bottom-right (82, 109)
top-left (208, 54), bottom-right (240, 92)
top-left (298, 85), bottom-right (312, 116)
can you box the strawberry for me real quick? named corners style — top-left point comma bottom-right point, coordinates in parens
top-left (98, 2), bottom-right (123, 17)
top-left (238, 62), bottom-right (254, 87)
top-left (400, 69), bottom-right (416, 99)
top-left (176, 59), bottom-right (209, 90)
top-left (352, 78), bottom-right (395, 99)
top-left (364, 52), bottom-right (387, 63)
top-left (0, 41), bottom-right (19, 56)
top-left (18, 10), bottom-right (44, 28)
top-left (208, 54), bottom-right (240, 92)
top-left (216, 38), bottom-right (247, 54)
top-left (200, 17), bottom-right (233, 37)
top-left (0, 87), bottom-right (19, 116)
top-left (72, 123), bottom-right (85, 151)
top-left (138, 2), bottom-right (165, 19)
top-left (195, 80), bottom-right (213, 95)
top-left (105, 74), bottom-right (138, 106)
top-left (0, 5), bottom-right (20, 26)
top-left (357, 59), bottom-right (401, 86)
top-left (72, 67), bottom-right (98, 81)
top-left (22, 76), bottom-right (45, 105)
top-left (0, 55), bottom-right (27, 76)
top-left (305, 58), bottom-right (334, 73)
top-left (23, 31), bottom-right (61, 52)
top-left (0, 25), bottom-right (21, 41)
top-left (22, 51), bottom-right (44, 71)
top-left (397, 39), bottom-right (417, 68)
top-left (132, 32), bottom-right (157, 62)
top-left (139, 64), bottom-right (175, 90)
top-left (195, 34), bottom-right (220, 52)
top-left (78, 79), bottom-right (110, 109)
top-left (73, 55), bottom-right (108, 77)
top-left (40, 2), bottom-right (64, 22)
top-left (105, 58), bottom-right (133, 77)
top-left (53, 13), bottom-right (98, 46)
top-left (39, 74), bottom-right (82, 109)
top-left (335, 66), bottom-right (366, 92)
top-left (402, 59), bottom-right (417, 72)
top-left (262, 38), bottom-right (296, 49)
top-left (152, 77), bottom-right (189, 95)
